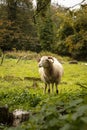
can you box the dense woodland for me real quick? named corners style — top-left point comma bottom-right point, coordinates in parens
top-left (0, 0), bottom-right (87, 60)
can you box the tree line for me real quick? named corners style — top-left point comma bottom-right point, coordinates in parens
top-left (0, 0), bottom-right (87, 60)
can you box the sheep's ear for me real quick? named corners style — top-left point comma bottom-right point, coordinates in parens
top-left (37, 57), bottom-right (41, 62)
top-left (37, 54), bottom-right (42, 62)
top-left (48, 56), bottom-right (54, 63)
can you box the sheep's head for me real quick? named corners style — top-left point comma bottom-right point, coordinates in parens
top-left (38, 56), bottom-right (54, 68)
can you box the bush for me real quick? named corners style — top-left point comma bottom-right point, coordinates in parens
top-left (58, 22), bottom-right (74, 40)
top-left (65, 33), bottom-right (87, 60)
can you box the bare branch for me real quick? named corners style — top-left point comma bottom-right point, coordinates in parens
top-left (33, 0), bottom-right (50, 24)
top-left (67, 0), bottom-right (87, 9)
top-left (76, 83), bottom-right (87, 89)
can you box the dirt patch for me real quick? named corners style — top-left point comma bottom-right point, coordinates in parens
top-left (24, 77), bottom-right (41, 81)
top-left (1, 76), bottom-right (41, 82)
top-left (3, 76), bottom-right (23, 81)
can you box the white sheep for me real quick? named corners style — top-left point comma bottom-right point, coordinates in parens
top-left (38, 56), bottom-right (64, 94)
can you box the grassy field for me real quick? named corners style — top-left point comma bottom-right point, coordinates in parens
top-left (0, 52), bottom-right (87, 130)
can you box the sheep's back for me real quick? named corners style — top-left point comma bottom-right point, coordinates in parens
top-left (53, 61), bottom-right (63, 77)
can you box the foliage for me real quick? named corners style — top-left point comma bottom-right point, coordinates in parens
top-left (58, 21), bottom-right (74, 40)
top-left (65, 32), bottom-right (87, 59)
top-left (74, 7), bottom-right (87, 32)
top-left (0, 0), bottom-right (39, 51)
top-left (22, 93), bottom-right (87, 130)
top-left (0, 1), bottom-right (87, 60)
top-left (40, 17), bottom-right (55, 51)
top-left (55, 6), bottom-right (87, 60)
top-left (36, 0), bottom-right (51, 18)
top-left (5, 51), bottom-right (38, 59)
top-left (0, 89), bottom-right (41, 108)
top-left (36, 0), bottom-right (55, 51)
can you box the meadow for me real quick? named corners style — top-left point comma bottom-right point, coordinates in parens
top-left (0, 51), bottom-right (87, 130)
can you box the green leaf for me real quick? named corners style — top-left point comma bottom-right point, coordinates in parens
top-left (60, 123), bottom-right (71, 130)
top-left (72, 105), bottom-right (87, 121)
top-left (81, 117), bottom-right (87, 123)
top-left (48, 118), bottom-right (59, 127)
top-left (69, 98), bottom-right (83, 108)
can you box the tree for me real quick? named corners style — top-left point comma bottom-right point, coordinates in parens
top-left (54, 4), bottom-right (87, 60)
top-left (58, 21), bottom-right (74, 40)
top-left (0, 0), bottom-right (39, 51)
top-left (35, 0), bottom-right (55, 51)
top-left (40, 16), bottom-right (54, 51)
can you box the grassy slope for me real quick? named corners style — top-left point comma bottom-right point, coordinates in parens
top-left (0, 54), bottom-right (87, 130)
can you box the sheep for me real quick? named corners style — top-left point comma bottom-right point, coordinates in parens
top-left (38, 56), bottom-right (64, 94)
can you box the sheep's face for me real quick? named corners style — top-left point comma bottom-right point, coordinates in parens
top-left (38, 56), bottom-right (54, 68)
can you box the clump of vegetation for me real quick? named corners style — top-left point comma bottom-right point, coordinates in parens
top-left (23, 91), bottom-right (87, 130)
top-left (0, 89), bottom-right (41, 109)
top-left (5, 51), bottom-right (38, 60)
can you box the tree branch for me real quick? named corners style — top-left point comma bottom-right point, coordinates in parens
top-left (67, 0), bottom-right (86, 9)
top-left (33, 0), bottom-right (50, 24)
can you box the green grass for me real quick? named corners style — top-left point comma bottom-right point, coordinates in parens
top-left (0, 59), bottom-right (39, 78)
top-left (0, 53), bottom-right (87, 130)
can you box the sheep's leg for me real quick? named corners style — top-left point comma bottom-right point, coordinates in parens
top-left (55, 83), bottom-right (58, 94)
top-left (44, 83), bottom-right (47, 94)
top-left (52, 83), bottom-right (54, 93)
top-left (48, 84), bottom-right (50, 94)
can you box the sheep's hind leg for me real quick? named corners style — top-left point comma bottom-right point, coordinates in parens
top-left (52, 83), bottom-right (54, 93)
top-left (48, 84), bottom-right (50, 94)
top-left (44, 83), bottom-right (47, 94)
top-left (55, 83), bottom-right (58, 94)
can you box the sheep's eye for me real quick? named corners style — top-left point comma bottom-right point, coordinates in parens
top-left (46, 59), bottom-right (49, 62)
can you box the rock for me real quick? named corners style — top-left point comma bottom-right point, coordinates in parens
top-left (69, 60), bottom-right (78, 64)
top-left (85, 63), bottom-right (87, 66)
top-left (0, 106), bottom-right (29, 127)
top-left (12, 109), bottom-right (29, 127)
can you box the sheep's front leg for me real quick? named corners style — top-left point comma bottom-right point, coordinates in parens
top-left (44, 83), bottom-right (47, 94)
top-left (55, 83), bottom-right (58, 94)
top-left (52, 83), bottom-right (54, 93)
top-left (48, 83), bottom-right (50, 94)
